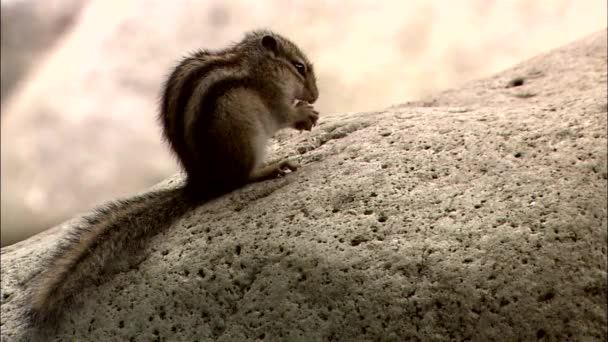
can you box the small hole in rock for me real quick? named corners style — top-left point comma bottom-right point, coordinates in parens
top-left (538, 290), bottom-right (555, 302)
top-left (537, 329), bottom-right (546, 339)
top-left (507, 77), bottom-right (525, 87)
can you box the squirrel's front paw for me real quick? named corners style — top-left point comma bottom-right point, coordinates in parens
top-left (293, 101), bottom-right (319, 131)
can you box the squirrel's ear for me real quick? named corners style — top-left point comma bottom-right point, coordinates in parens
top-left (261, 35), bottom-right (278, 56)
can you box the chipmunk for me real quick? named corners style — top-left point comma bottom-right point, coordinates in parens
top-left (26, 29), bottom-right (319, 328)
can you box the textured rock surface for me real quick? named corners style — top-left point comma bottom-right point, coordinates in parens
top-left (3, 0), bottom-right (606, 246)
top-left (1, 30), bottom-right (606, 341)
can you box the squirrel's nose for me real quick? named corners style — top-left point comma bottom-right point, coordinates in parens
top-left (305, 85), bottom-right (319, 104)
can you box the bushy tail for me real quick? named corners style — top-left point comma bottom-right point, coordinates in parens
top-left (26, 186), bottom-right (193, 327)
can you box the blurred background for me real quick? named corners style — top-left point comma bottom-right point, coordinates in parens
top-left (1, 0), bottom-right (606, 246)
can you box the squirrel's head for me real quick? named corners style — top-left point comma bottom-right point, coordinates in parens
top-left (243, 30), bottom-right (319, 105)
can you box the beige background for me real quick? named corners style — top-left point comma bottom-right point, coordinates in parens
top-left (1, 0), bottom-right (606, 246)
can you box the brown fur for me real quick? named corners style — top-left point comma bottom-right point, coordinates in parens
top-left (160, 29), bottom-right (319, 194)
top-left (28, 187), bottom-right (189, 327)
top-left (27, 29), bottom-right (319, 330)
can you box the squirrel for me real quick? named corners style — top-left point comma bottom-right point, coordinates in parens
top-left (26, 29), bottom-right (319, 328)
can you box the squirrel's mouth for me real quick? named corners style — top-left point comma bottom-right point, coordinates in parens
top-left (292, 87), bottom-right (318, 104)
top-left (301, 93), bottom-right (318, 104)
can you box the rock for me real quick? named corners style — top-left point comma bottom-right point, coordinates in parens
top-left (3, 0), bottom-right (606, 247)
top-left (2, 29), bottom-right (606, 341)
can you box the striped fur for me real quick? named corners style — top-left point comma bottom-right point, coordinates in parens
top-left (27, 187), bottom-right (193, 328)
top-left (160, 29), bottom-right (318, 195)
top-left (27, 29), bottom-right (318, 332)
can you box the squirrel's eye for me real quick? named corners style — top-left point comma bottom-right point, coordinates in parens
top-left (292, 61), bottom-right (306, 76)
